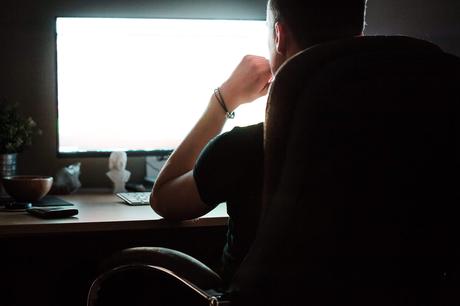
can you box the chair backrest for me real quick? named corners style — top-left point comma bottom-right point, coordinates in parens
top-left (231, 36), bottom-right (460, 305)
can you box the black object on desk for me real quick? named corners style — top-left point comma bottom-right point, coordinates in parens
top-left (26, 207), bottom-right (78, 219)
top-left (29, 196), bottom-right (77, 218)
top-left (26, 207), bottom-right (79, 219)
top-left (1, 195), bottom-right (74, 211)
top-left (4, 201), bottom-right (32, 210)
top-left (1, 196), bottom-right (32, 210)
top-left (33, 196), bottom-right (74, 207)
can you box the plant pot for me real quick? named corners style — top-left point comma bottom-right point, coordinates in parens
top-left (0, 153), bottom-right (17, 197)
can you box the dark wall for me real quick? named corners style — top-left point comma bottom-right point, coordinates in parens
top-left (365, 0), bottom-right (460, 55)
top-left (1, 0), bottom-right (459, 188)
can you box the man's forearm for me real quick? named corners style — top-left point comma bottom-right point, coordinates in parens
top-left (153, 93), bottom-right (227, 190)
top-left (150, 55), bottom-right (272, 218)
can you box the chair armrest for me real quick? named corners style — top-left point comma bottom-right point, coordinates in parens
top-left (88, 247), bottom-right (230, 306)
top-left (98, 247), bottom-right (223, 290)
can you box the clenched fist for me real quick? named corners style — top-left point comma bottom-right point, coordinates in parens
top-left (219, 55), bottom-right (273, 112)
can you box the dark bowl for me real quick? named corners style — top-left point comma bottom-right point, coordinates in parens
top-left (2, 175), bottom-right (53, 202)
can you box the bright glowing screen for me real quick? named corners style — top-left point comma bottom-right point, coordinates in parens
top-left (56, 17), bottom-right (268, 155)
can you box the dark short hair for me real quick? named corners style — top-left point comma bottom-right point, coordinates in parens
top-left (269, 0), bottom-right (367, 49)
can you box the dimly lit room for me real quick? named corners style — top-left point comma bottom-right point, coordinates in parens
top-left (1, 0), bottom-right (459, 305)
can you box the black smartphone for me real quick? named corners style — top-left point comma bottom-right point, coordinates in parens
top-left (26, 207), bottom-right (79, 219)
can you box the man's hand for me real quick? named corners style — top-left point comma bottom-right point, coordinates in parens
top-left (219, 55), bottom-right (272, 112)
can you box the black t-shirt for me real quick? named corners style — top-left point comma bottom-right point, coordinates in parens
top-left (193, 122), bottom-right (263, 282)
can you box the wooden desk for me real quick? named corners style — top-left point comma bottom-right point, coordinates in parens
top-left (0, 193), bottom-right (228, 306)
top-left (0, 193), bottom-right (228, 237)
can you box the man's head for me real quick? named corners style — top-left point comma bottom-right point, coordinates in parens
top-left (267, 0), bottom-right (367, 73)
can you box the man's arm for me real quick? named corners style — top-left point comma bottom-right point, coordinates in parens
top-left (150, 55), bottom-right (272, 220)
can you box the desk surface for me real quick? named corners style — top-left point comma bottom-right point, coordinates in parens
top-left (0, 193), bottom-right (228, 237)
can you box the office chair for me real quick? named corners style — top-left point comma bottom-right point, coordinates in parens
top-left (87, 36), bottom-right (460, 306)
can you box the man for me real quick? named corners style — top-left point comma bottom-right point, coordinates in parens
top-left (151, 0), bottom-right (367, 282)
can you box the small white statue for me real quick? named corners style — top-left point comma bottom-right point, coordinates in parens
top-left (106, 151), bottom-right (131, 193)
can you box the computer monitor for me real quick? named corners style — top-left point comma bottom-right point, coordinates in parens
top-left (55, 17), bottom-right (268, 157)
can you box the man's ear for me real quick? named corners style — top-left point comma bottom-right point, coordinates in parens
top-left (274, 21), bottom-right (287, 55)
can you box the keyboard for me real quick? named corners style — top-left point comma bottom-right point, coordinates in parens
top-left (117, 192), bottom-right (151, 206)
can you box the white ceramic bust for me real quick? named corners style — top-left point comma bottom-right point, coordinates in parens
top-left (106, 151), bottom-right (131, 193)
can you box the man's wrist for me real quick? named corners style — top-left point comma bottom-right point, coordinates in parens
top-left (219, 82), bottom-right (240, 112)
top-left (214, 87), bottom-right (235, 119)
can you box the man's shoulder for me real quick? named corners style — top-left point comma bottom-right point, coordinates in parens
top-left (197, 122), bottom-right (264, 169)
top-left (193, 122), bottom-right (264, 207)
top-left (213, 122), bottom-right (264, 147)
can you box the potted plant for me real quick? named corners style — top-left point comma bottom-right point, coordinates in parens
top-left (0, 100), bottom-right (40, 179)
